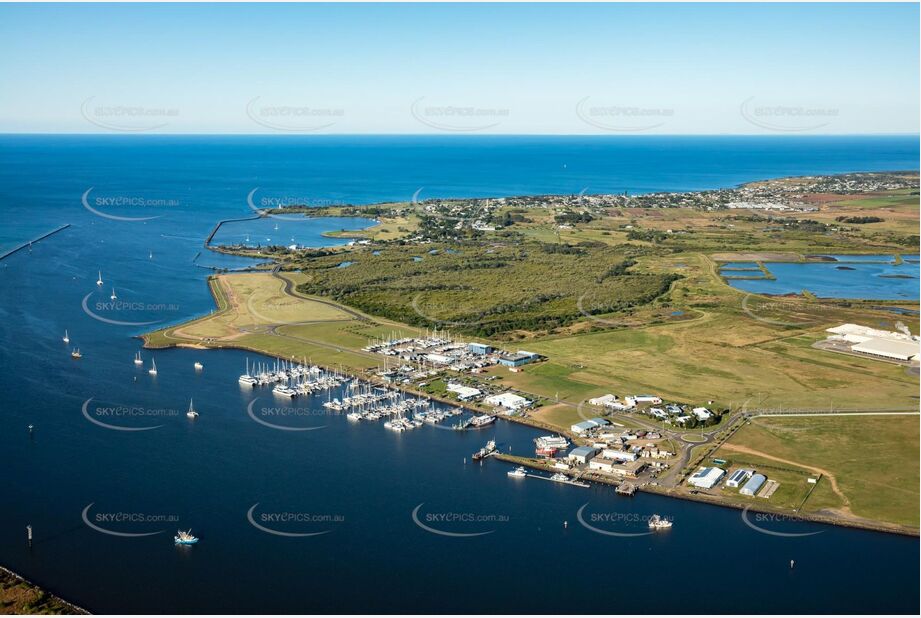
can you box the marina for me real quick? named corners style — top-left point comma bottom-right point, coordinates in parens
top-left (0, 135), bottom-right (917, 614)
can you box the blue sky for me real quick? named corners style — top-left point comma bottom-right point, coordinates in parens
top-left (0, 2), bottom-right (917, 134)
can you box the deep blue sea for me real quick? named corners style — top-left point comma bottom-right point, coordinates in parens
top-left (0, 135), bottom-right (918, 614)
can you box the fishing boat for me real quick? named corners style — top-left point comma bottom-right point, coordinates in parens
top-left (70, 348), bottom-right (82, 359)
top-left (134, 351), bottom-right (143, 365)
top-left (62, 330), bottom-right (70, 344)
top-left (110, 287), bottom-right (117, 300)
top-left (550, 473), bottom-right (570, 483)
top-left (186, 399), bottom-right (199, 419)
top-left (174, 529), bottom-right (199, 545)
top-left (648, 514), bottom-right (673, 530)
top-left (96, 270), bottom-right (103, 286)
top-left (148, 358), bottom-right (158, 376)
top-left (507, 466), bottom-right (527, 478)
top-left (193, 361), bottom-right (203, 371)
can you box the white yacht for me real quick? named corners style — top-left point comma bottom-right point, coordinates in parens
top-left (194, 361), bottom-right (204, 371)
top-left (71, 348), bottom-right (82, 359)
top-left (346, 411), bottom-right (362, 422)
top-left (134, 351), bottom-right (143, 365)
top-left (148, 358), bottom-right (158, 376)
top-left (238, 359), bottom-right (257, 386)
top-left (110, 287), bottom-right (117, 300)
top-left (96, 270), bottom-right (103, 286)
top-left (63, 330), bottom-right (70, 344)
top-left (272, 384), bottom-right (297, 398)
top-left (507, 466), bottom-right (527, 478)
top-left (186, 399), bottom-right (199, 419)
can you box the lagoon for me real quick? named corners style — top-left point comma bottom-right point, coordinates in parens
top-left (724, 257), bottom-right (919, 300)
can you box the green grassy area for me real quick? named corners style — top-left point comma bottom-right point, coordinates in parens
top-left (714, 415), bottom-right (920, 528)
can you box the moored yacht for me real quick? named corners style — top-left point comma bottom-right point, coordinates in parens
top-left (134, 351), bottom-right (143, 365)
top-left (186, 399), bottom-right (199, 419)
top-left (148, 358), bottom-right (158, 375)
top-left (71, 348), bottom-right (82, 359)
top-left (507, 466), bottom-right (527, 478)
top-left (63, 330), bottom-right (70, 344)
top-left (194, 361), bottom-right (203, 371)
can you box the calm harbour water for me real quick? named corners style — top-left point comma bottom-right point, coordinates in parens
top-left (0, 135), bottom-right (917, 614)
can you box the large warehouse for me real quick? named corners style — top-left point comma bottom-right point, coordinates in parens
top-left (850, 338), bottom-right (920, 362)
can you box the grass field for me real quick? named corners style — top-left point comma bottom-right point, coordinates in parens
top-left (713, 415), bottom-right (920, 528)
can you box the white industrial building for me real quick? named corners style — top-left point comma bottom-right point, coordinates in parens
top-left (726, 468), bottom-right (753, 488)
top-left (589, 394), bottom-right (618, 407)
top-left (740, 473), bottom-right (767, 496)
top-left (825, 323), bottom-right (920, 362)
top-left (602, 448), bottom-right (638, 462)
top-left (851, 338), bottom-right (920, 362)
top-left (483, 392), bottom-right (531, 411)
top-left (446, 383), bottom-right (481, 400)
top-left (688, 466), bottom-right (726, 489)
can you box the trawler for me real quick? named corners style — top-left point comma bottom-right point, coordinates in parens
top-left (648, 514), bottom-right (673, 530)
top-left (174, 529), bottom-right (199, 545)
top-left (148, 358), bottom-right (158, 375)
top-left (134, 351), bottom-right (143, 365)
top-left (186, 399), bottom-right (199, 419)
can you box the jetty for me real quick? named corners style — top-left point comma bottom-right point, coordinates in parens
top-left (205, 214), bottom-right (261, 248)
top-left (0, 224), bottom-right (70, 261)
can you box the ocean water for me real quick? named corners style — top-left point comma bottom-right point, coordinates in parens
top-left (0, 135), bottom-right (918, 614)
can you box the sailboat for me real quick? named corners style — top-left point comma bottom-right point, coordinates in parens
top-left (63, 330), bottom-right (70, 344)
top-left (110, 287), bottom-right (117, 300)
top-left (96, 270), bottom-right (103, 286)
top-left (134, 351), bottom-right (143, 365)
top-left (148, 358), bottom-right (158, 376)
top-left (186, 399), bottom-right (199, 419)
top-left (148, 250), bottom-right (153, 259)
top-left (71, 348), bottom-right (82, 359)
top-left (194, 361), bottom-right (203, 371)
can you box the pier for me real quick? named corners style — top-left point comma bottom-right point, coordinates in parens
top-left (0, 224), bottom-right (70, 261)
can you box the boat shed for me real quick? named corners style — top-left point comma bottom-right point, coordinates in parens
top-left (688, 466), bottom-right (726, 489)
top-left (740, 473), bottom-right (767, 496)
top-left (567, 445), bottom-right (597, 464)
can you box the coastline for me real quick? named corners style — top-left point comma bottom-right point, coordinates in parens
top-left (0, 566), bottom-right (88, 615)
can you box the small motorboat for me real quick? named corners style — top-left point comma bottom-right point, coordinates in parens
top-left (174, 529), bottom-right (199, 545)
